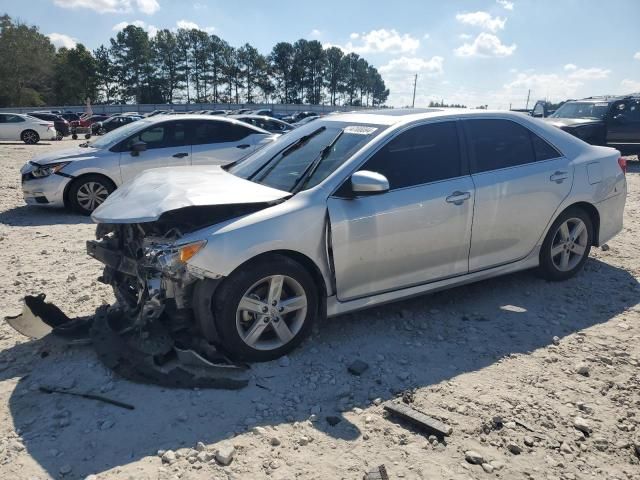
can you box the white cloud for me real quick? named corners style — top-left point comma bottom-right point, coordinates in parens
top-left (634, 52), bottom-right (640, 60)
top-left (309, 29), bottom-right (322, 38)
top-left (334, 29), bottom-right (420, 54)
top-left (621, 79), bottom-right (640, 91)
top-left (379, 56), bottom-right (444, 76)
top-left (53, 0), bottom-right (158, 14)
top-left (176, 20), bottom-right (215, 33)
top-left (496, 0), bottom-right (514, 10)
top-left (567, 67), bottom-right (610, 80)
top-left (112, 20), bottom-right (158, 37)
top-left (563, 63), bottom-right (577, 71)
top-left (455, 11), bottom-right (506, 32)
top-left (379, 56), bottom-right (445, 108)
top-left (458, 33), bottom-right (472, 40)
top-left (454, 32), bottom-right (516, 57)
top-left (47, 32), bottom-right (78, 49)
top-left (135, 0), bottom-right (159, 15)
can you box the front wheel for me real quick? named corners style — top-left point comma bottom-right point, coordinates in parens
top-left (539, 208), bottom-right (593, 281)
top-left (68, 175), bottom-right (116, 215)
top-left (212, 255), bottom-right (319, 361)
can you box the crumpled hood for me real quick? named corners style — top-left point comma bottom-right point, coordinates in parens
top-left (31, 146), bottom-right (102, 166)
top-left (92, 165), bottom-right (291, 224)
top-left (542, 117), bottom-right (602, 129)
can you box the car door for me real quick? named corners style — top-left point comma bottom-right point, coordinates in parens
top-left (327, 121), bottom-right (475, 301)
top-left (119, 120), bottom-right (191, 182)
top-left (2, 114), bottom-right (27, 139)
top-left (607, 99), bottom-right (640, 153)
top-left (190, 120), bottom-right (270, 165)
top-left (463, 118), bottom-right (573, 272)
top-left (0, 114), bottom-right (9, 140)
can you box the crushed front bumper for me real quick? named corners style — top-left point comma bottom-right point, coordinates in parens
top-left (21, 172), bottom-right (70, 207)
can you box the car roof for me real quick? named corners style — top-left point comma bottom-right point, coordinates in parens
top-left (229, 114), bottom-right (286, 121)
top-left (142, 114), bottom-right (271, 134)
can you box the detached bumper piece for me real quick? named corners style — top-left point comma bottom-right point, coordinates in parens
top-left (5, 294), bottom-right (249, 390)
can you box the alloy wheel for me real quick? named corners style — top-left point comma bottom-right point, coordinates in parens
top-left (235, 275), bottom-right (308, 351)
top-left (550, 217), bottom-right (588, 272)
top-left (76, 181), bottom-right (110, 212)
top-left (23, 131), bottom-right (38, 144)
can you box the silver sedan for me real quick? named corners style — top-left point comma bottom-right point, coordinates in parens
top-left (88, 109), bottom-right (627, 361)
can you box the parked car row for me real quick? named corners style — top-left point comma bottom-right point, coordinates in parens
top-left (0, 113), bottom-right (57, 144)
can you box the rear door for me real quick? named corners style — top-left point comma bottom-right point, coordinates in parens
top-left (464, 118), bottom-right (572, 271)
top-left (190, 120), bottom-right (269, 165)
top-left (119, 120), bottom-right (191, 181)
top-left (607, 99), bottom-right (640, 154)
top-left (328, 120), bottom-right (475, 301)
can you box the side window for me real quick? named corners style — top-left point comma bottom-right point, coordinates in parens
top-left (531, 133), bottom-right (561, 161)
top-left (6, 114), bottom-right (25, 123)
top-left (614, 100), bottom-right (640, 122)
top-left (360, 121), bottom-right (461, 190)
top-left (125, 122), bottom-right (187, 150)
top-left (192, 121), bottom-right (254, 145)
top-left (465, 119), bottom-right (537, 173)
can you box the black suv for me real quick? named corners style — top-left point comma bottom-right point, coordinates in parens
top-left (541, 95), bottom-right (640, 155)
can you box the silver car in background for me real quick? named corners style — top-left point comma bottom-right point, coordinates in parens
top-left (20, 115), bottom-right (278, 214)
top-left (88, 109), bottom-right (627, 362)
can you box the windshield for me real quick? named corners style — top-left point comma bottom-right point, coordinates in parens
top-left (88, 119), bottom-right (152, 149)
top-left (551, 102), bottom-right (609, 120)
top-left (229, 120), bottom-right (383, 192)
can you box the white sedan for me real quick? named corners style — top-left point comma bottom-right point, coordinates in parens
top-left (20, 115), bottom-right (279, 214)
top-left (0, 113), bottom-right (56, 144)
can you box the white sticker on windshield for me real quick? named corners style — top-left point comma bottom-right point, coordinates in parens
top-left (595, 103), bottom-right (609, 107)
top-left (344, 126), bottom-right (377, 135)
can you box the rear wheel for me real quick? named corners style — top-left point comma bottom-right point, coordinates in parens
top-left (21, 130), bottom-right (40, 144)
top-left (539, 208), bottom-right (593, 281)
top-left (212, 255), bottom-right (319, 362)
top-left (68, 175), bottom-right (116, 215)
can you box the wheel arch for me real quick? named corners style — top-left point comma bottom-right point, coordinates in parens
top-left (546, 201), bottom-right (601, 247)
top-left (63, 172), bottom-right (117, 208)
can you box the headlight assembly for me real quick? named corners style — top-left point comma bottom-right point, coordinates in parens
top-left (145, 240), bottom-right (207, 272)
top-left (31, 162), bottom-right (70, 178)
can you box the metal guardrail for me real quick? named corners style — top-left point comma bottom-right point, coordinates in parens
top-left (0, 103), bottom-right (372, 115)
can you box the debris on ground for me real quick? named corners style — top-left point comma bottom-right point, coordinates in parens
top-left (383, 401), bottom-right (453, 437)
top-left (347, 359), bottom-right (369, 376)
top-left (363, 464), bottom-right (389, 480)
top-left (38, 386), bottom-right (135, 410)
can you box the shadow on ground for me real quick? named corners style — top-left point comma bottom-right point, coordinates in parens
top-left (2, 258), bottom-right (639, 478)
top-left (0, 204), bottom-right (92, 227)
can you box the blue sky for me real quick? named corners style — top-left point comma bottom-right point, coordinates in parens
top-left (2, 0), bottom-right (639, 108)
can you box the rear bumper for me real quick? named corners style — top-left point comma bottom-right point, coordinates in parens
top-left (595, 188), bottom-right (626, 245)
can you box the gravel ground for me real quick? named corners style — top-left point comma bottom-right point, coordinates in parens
top-left (0, 139), bottom-right (639, 480)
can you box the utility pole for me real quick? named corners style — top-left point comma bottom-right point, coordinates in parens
top-left (525, 89), bottom-right (531, 110)
top-left (411, 74), bottom-right (418, 108)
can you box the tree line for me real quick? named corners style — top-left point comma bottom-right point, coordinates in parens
top-left (0, 14), bottom-right (389, 108)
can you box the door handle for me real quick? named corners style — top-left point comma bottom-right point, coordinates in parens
top-left (550, 171), bottom-right (568, 183)
top-left (236, 144), bottom-right (251, 149)
top-left (172, 152), bottom-right (189, 158)
top-left (445, 191), bottom-right (471, 205)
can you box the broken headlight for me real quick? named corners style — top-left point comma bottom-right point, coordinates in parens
top-left (30, 161), bottom-right (70, 178)
top-left (145, 240), bottom-right (207, 272)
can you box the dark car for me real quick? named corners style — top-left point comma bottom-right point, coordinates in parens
top-left (229, 114), bottom-right (293, 134)
top-left (28, 112), bottom-right (70, 138)
top-left (91, 115), bottom-right (141, 135)
top-left (281, 111), bottom-right (318, 123)
top-left (543, 95), bottom-right (640, 155)
top-left (60, 112), bottom-right (82, 122)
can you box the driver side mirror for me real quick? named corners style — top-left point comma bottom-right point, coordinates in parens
top-left (130, 141), bottom-right (147, 156)
top-left (351, 170), bottom-right (389, 195)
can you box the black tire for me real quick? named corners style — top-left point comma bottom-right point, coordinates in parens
top-left (67, 174), bottom-right (116, 215)
top-left (211, 255), bottom-right (319, 362)
top-left (21, 129), bottom-right (40, 144)
top-left (85, 133), bottom-right (91, 139)
top-left (56, 131), bottom-right (63, 141)
top-left (539, 207), bottom-right (593, 281)
top-left (72, 133), bottom-right (78, 140)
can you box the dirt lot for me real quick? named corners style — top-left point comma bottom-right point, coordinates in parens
top-left (0, 139), bottom-right (638, 480)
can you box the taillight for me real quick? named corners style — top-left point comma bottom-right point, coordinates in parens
top-left (618, 157), bottom-right (627, 175)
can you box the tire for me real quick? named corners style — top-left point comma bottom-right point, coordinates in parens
top-left (72, 134), bottom-right (78, 140)
top-left (68, 174), bottom-right (116, 215)
top-left (211, 255), bottom-right (319, 362)
top-left (56, 131), bottom-right (63, 141)
top-left (21, 130), bottom-right (40, 145)
top-left (538, 207), bottom-right (593, 281)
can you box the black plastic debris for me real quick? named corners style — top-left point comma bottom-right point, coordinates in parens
top-left (383, 401), bottom-right (453, 437)
top-left (5, 295), bottom-right (250, 390)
